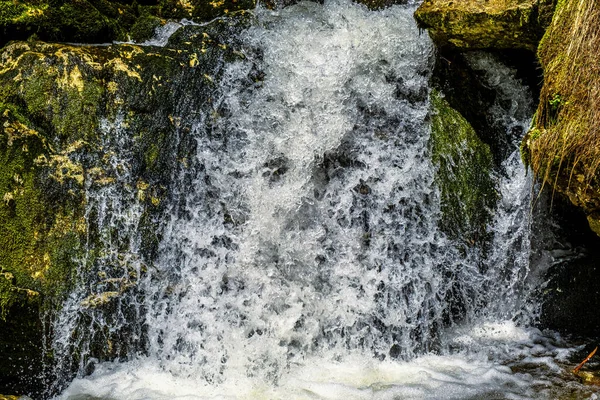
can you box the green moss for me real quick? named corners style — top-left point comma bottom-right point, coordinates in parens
top-left (430, 90), bottom-right (497, 245)
top-left (16, 48), bottom-right (103, 143)
top-left (129, 14), bottom-right (163, 43)
top-left (0, 104), bottom-right (82, 317)
top-left (145, 142), bottom-right (160, 169)
top-left (524, 0), bottom-right (600, 236)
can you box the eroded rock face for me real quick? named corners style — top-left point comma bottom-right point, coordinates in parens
top-left (0, 15), bottom-right (251, 394)
top-left (414, 0), bottom-right (556, 51)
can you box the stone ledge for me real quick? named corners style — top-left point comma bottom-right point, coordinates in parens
top-left (415, 0), bottom-right (555, 51)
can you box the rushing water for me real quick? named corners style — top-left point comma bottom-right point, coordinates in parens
top-left (50, 1), bottom-right (599, 399)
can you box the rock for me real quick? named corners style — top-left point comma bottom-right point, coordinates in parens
top-left (431, 50), bottom-right (539, 169)
top-left (522, 0), bottom-right (600, 236)
top-left (0, 14), bottom-right (252, 393)
top-left (429, 90), bottom-right (497, 248)
top-left (0, 0), bottom-right (257, 47)
top-left (414, 0), bottom-right (556, 51)
top-left (0, 302), bottom-right (45, 397)
top-left (540, 251), bottom-right (600, 337)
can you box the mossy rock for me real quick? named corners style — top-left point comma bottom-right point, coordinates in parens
top-left (523, 0), bottom-right (600, 237)
top-left (430, 90), bottom-right (497, 247)
top-left (129, 13), bottom-right (164, 43)
top-left (0, 0), bottom-right (257, 48)
top-left (0, 0), bottom-right (135, 46)
top-left (0, 101), bottom-right (82, 316)
top-left (414, 0), bottom-right (556, 51)
top-left (0, 15), bottom-right (251, 392)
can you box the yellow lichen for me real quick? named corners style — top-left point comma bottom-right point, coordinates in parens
top-left (137, 180), bottom-right (149, 201)
top-left (68, 65), bottom-right (85, 93)
top-left (2, 114), bottom-right (43, 147)
top-left (107, 58), bottom-right (142, 82)
top-left (41, 154), bottom-right (85, 186)
top-left (178, 0), bottom-right (195, 14)
top-left (107, 81), bottom-right (119, 93)
top-left (168, 115), bottom-right (181, 127)
top-left (210, 0), bottom-right (226, 8)
top-left (189, 53), bottom-right (199, 68)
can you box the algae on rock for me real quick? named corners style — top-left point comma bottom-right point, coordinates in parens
top-left (415, 0), bottom-right (556, 51)
top-left (430, 90), bottom-right (497, 248)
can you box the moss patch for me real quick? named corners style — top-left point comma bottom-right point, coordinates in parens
top-left (0, 104), bottom-right (82, 317)
top-left (430, 90), bottom-right (497, 246)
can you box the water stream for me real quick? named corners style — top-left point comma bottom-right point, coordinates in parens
top-left (50, 1), bottom-right (598, 398)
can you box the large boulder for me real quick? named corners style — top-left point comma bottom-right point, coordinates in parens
top-left (0, 14), bottom-right (250, 394)
top-left (414, 0), bottom-right (556, 51)
top-left (522, 0), bottom-right (600, 236)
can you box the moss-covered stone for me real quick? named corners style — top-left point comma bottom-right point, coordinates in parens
top-left (129, 13), bottom-right (164, 43)
top-left (430, 90), bottom-right (497, 247)
top-left (0, 102), bottom-right (82, 316)
top-left (0, 14), bottom-right (251, 392)
top-left (0, 0), bottom-right (257, 48)
top-left (523, 0), bottom-right (600, 236)
top-left (415, 0), bottom-right (556, 51)
top-left (0, 0), bottom-right (134, 46)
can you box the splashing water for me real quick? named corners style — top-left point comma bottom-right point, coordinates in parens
top-left (52, 1), bottom-right (597, 399)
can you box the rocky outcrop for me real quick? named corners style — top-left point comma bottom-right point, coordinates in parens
top-left (0, 13), bottom-right (251, 394)
top-left (0, 0), bottom-right (257, 47)
top-left (414, 0), bottom-right (556, 51)
top-left (522, 0), bottom-right (600, 236)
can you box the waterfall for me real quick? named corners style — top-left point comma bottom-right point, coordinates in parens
top-left (51, 1), bottom-right (585, 399)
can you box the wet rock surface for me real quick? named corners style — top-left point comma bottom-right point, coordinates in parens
top-left (0, 15), bottom-right (251, 394)
top-left (415, 0), bottom-right (556, 51)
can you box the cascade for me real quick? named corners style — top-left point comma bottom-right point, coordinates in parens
top-left (49, 1), bottom-right (590, 398)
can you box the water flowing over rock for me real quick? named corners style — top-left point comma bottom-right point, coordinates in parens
top-left (1, 0), bottom-right (600, 398)
top-left (0, 15), bottom-right (251, 395)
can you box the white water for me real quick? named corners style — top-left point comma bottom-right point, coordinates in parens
top-left (53, 1), bottom-right (597, 399)
top-left (58, 320), bottom-right (593, 399)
